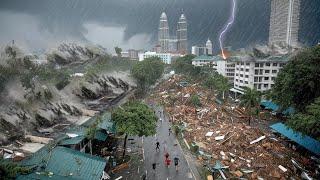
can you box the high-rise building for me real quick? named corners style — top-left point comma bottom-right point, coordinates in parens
top-left (177, 13), bottom-right (188, 54)
top-left (168, 37), bottom-right (178, 52)
top-left (158, 12), bottom-right (170, 53)
top-left (206, 39), bottom-right (213, 55)
top-left (191, 38), bottom-right (213, 56)
top-left (269, 0), bottom-right (300, 47)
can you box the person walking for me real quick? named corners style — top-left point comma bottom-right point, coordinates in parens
top-left (156, 141), bottom-right (160, 152)
top-left (168, 128), bottom-right (172, 136)
top-left (174, 157), bottom-right (180, 171)
top-left (164, 152), bottom-right (171, 167)
top-left (152, 163), bottom-right (156, 170)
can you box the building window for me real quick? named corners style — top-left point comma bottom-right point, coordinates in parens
top-left (258, 84), bottom-right (261, 89)
top-left (265, 70), bottom-right (270, 73)
top-left (236, 73), bottom-right (239, 76)
top-left (245, 75), bottom-right (249, 78)
top-left (254, 77), bottom-right (258, 82)
top-left (240, 68), bottom-right (244, 71)
top-left (255, 70), bottom-right (259, 75)
top-left (245, 81), bottom-right (248, 84)
top-left (236, 79), bottom-right (238, 82)
top-left (240, 80), bottom-right (243, 83)
top-left (245, 69), bottom-right (249, 72)
top-left (264, 84), bottom-right (268, 88)
top-left (273, 63), bottom-right (277, 66)
top-left (280, 63), bottom-right (285, 67)
top-left (246, 63), bottom-right (250, 66)
top-left (272, 70), bottom-right (277, 73)
top-left (241, 62), bottom-right (244, 65)
top-left (255, 63), bottom-right (259, 67)
top-left (264, 77), bottom-right (269, 80)
top-left (271, 77), bottom-right (276, 81)
top-left (240, 74), bottom-right (243, 77)
top-left (260, 63), bottom-right (264, 67)
top-left (266, 63), bottom-right (270, 66)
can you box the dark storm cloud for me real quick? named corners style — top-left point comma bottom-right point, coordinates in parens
top-left (0, 0), bottom-right (319, 53)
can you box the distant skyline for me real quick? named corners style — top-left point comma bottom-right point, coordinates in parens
top-left (0, 0), bottom-right (319, 53)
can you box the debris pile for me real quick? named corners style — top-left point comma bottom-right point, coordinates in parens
top-left (147, 74), bottom-right (319, 179)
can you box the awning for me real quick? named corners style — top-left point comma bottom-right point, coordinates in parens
top-left (230, 88), bottom-right (244, 94)
top-left (270, 123), bottom-right (320, 155)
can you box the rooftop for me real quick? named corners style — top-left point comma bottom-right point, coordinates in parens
top-left (17, 146), bottom-right (106, 180)
top-left (81, 112), bottom-right (116, 134)
top-left (270, 123), bottom-right (320, 155)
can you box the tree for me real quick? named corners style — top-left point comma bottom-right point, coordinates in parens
top-left (131, 57), bottom-right (164, 92)
top-left (112, 101), bottom-right (157, 157)
top-left (287, 97), bottom-right (320, 140)
top-left (114, 47), bottom-right (122, 57)
top-left (85, 116), bottom-right (102, 155)
top-left (0, 158), bottom-right (31, 179)
top-left (215, 75), bottom-right (230, 100)
top-left (270, 46), bottom-right (320, 112)
top-left (189, 94), bottom-right (201, 107)
top-left (203, 73), bottom-right (230, 100)
top-left (240, 87), bottom-right (261, 125)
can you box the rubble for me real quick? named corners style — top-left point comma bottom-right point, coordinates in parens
top-left (147, 74), bottom-right (318, 179)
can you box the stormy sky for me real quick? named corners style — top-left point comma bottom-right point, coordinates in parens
top-left (0, 0), bottom-right (319, 53)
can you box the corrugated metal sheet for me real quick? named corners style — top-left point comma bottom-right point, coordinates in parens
top-left (270, 122), bottom-right (320, 155)
top-left (18, 146), bottom-right (106, 180)
top-left (82, 112), bottom-right (116, 133)
top-left (260, 100), bottom-right (294, 115)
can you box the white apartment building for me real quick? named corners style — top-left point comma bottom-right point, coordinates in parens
top-left (138, 51), bottom-right (172, 64)
top-left (192, 55), bottom-right (217, 70)
top-left (216, 58), bottom-right (236, 83)
top-left (231, 55), bottom-right (289, 94)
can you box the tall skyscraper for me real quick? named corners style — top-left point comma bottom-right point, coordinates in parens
top-left (177, 13), bottom-right (188, 54)
top-left (206, 39), bottom-right (213, 55)
top-left (158, 12), bottom-right (170, 53)
top-left (269, 0), bottom-right (300, 47)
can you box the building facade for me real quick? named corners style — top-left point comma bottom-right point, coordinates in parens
top-left (231, 56), bottom-right (289, 94)
top-left (216, 58), bottom-right (236, 83)
top-left (191, 38), bottom-right (213, 56)
top-left (205, 39), bottom-right (213, 55)
top-left (269, 0), bottom-right (300, 47)
top-left (177, 13), bottom-right (188, 54)
top-left (138, 51), bottom-right (172, 64)
top-left (158, 12), bottom-right (170, 53)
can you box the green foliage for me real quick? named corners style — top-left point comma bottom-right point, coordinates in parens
top-left (189, 94), bottom-right (201, 107)
top-left (240, 87), bottom-right (261, 124)
top-left (112, 101), bottom-right (157, 137)
top-left (0, 159), bottom-right (32, 179)
top-left (114, 47), bottom-right (122, 57)
top-left (172, 55), bottom-right (202, 78)
top-left (287, 97), bottom-right (320, 139)
top-left (203, 72), bottom-right (230, 99)
top-left (131, 57), bottom-right (164, 92)
top-left (271, 46), bottom-right (320, 112)
top-left (85, 115), bottom-right (102, 140)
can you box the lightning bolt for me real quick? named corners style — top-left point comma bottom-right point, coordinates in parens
top-left (219, 0), bottom-right (237, 59)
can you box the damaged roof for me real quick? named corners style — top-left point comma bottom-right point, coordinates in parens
top-left (17, 146), bottom-right (106, 180)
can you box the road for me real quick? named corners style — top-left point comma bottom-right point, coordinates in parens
top-left (142, 105), bottom-right (200, 180)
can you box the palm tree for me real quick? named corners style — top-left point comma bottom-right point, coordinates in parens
top-left (240, 87), bottom-right (261, 125)
top-left (218, 76), bottom-right (230, 100)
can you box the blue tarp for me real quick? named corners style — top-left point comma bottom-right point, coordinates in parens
top-left (260, 100), bottom-right (294, 115)
top-left (270, 122), bottom-right (320, 155)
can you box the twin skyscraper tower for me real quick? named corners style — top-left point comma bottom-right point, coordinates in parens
top-left (158, 12), bottom-right (188, 54)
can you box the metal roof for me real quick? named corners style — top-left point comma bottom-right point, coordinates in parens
top-left (270, 123), bottom-right (320, 155)
top-left (18, 146), bottom-right (106, 180)
top-left (59, 127), bottom-right (108, 145)
top-left (192, 55), bottom-right (215, 61)
top-left (82, 112), bottom-right (116, 133)
top-left (260, 100), bottom-right (294, 115)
